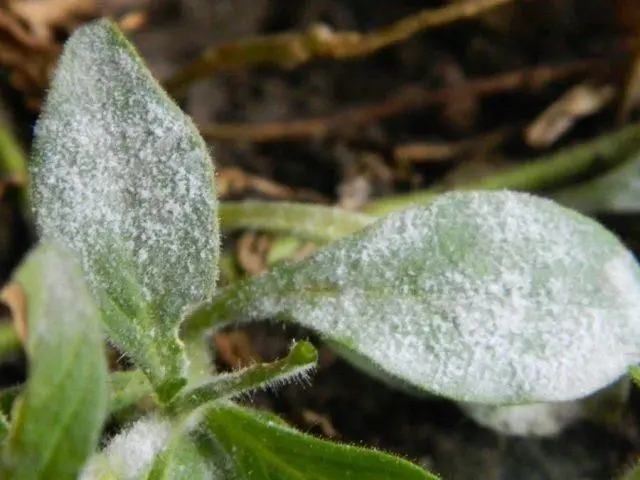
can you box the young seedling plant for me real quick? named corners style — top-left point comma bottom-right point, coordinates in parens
top-left (2, 19), bottom-right (640, 479)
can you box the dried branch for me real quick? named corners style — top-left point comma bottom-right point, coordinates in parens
top-left (364, 121), bottom-right (640, 215)
top-left (198, 57), bottom-right (613, 143)
top-left (164, 0), bottom-right (516, 94)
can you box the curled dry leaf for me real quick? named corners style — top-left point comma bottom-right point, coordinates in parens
top-left (300, 409), bottom-right (339, 438)
top-left (526, 82), bottom-right (615, 149)
top-left (237, 232), bottom-right (272, 276)
top-left (213, 331), bottom-right (262, 368)
top-left (337, 175), bottom-right (373, 210)
top-left (0, 282), bottom-right (27, 345)
top-left (0, 10), bottom-right (59, 108)
top-left (9, 0), bottom-right (98, 42)
top-left (1, 0), bottom-right (148, 107)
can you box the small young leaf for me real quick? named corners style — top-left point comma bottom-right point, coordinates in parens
top-left (81, 416), bottom-right (216, 480)
top-left (629, 365), bottom-right (640, 389)
top-left (552, 151), bottom-right (640, 213)
top-left (80, 416), bottom-right (172, 480)
top-left (0, 411), bottom-right (8, 443)
top-left (619, 461), bottom-right (640, 480)
top-left (188, 190), bottom-right (640, 404)
top-left (29, 20), bottom-right (219, 400)
top-left (459, 401), bottom-right (584, 437)
top-left (0, 244), bottom-right (108, 479)
top-left (205, 403), bottom-right (437, 480)
top-left (168, 341), bottom-right (317, 416)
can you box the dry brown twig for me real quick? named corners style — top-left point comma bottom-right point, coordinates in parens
top-left (526, 81), bottom-right (616, 149)
top-left (0, 282), bottom-right (27, 345)
top-left (217, 167), bottom-right (297, 200)
top-left (213, 331), bottom-right (262, 369)
top-left (164, 0), bottom-right (516, 95)
top-left (9, 0), bottom-right (97, 42)
top-left (198, 57), bottom-right (614, 144)
top-left (0, 8), bottom-right (60, 108)
top-left (300, 410), bottom-right (339, 438)
top-left (393, 127), bottom-right (513, 165)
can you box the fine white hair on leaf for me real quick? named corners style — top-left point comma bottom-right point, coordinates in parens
top-left (212, 361), bottom-right (316, 402)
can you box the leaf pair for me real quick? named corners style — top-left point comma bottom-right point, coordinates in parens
top-left (30, 13), bottom-right (640, 420)
top-left (83, 402), bottom-right (436, 480)
top-left (15, 19), bottom-right (437, 480)
top-left (17, 13), bottom-right (640, 479)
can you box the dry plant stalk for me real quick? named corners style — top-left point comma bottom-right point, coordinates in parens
top-left (526, 82), bottom-right (616, 149)
top-left (0, 282), bottom-right (27, 345)
top-left (164, 0), bottom-right (516, 94)
top-left (198, 58), bottom-right (612, 143)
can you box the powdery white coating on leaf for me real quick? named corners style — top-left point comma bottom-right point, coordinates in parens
top-left (30, 21), bottom-right (218, 326)
top-left (18, 244), bottom-right (102, 344)
top-left (459, 401), bottom-right (584, 436)
top-left (80, 417), bottom-right (171, 480)
top-left (229, 190), bottom-right (640, 404)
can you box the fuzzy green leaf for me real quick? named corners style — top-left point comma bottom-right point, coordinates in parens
top-left (205, 403), bottom-right (437, 480)
top-left (29, 20), bottom-right (219, 400)
top-left (0, 244), bottom-right (108, 479)
top-left (188, 190), bottom-right (640, 404)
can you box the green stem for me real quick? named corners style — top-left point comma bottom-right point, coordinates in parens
top-left (0, 322), bottom-right (21, 359)
top-left (219, 201), bottom-right (376, 242)
top-left (108, 370), bottom-right (154, 415)
top-left (364, 122), bottom-right (640, 216)
top-left (167, 341), bottom-right (317, 416)
top-left (629, 366), bottom-right (640, 389)
top-left (0, 122), bottom-right (29, 216)
top-left (0, 410), bottom-right (8, 442)
top-left (183, 284), bottom-right (257, 337)
top-left (618, 463), bottom-right (640, 480)
top-left (182, 330), bottom-right (215, 384)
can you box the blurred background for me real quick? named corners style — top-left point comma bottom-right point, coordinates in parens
top-left (3, 1), bottom-right (640, 478)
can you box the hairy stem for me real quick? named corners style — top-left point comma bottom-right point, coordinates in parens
top-left (167, 341), bottom-right (317, 416)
